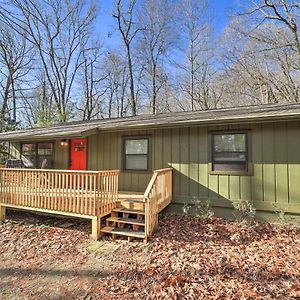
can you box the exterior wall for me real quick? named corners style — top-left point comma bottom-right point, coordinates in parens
top-left (54, 140), bottom-right (69, 169)
top-left (9, 140), bottom-right (68, 169)
top-left (87, 130), bottom-right (154, 192)
top-left (86, 120), bottom-right (300, 215)
top-left (9, 142), bottom-right (21, 159)
top-left (9, 119), bottom-right (300, 215)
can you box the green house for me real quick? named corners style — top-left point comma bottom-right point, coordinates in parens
top-left (0, 102), bottom-right (300, 229)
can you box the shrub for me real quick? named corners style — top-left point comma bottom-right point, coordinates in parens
top-left (272, 204), bottom-right (294, 225)
top-left (233, 200), bottom-right (256, 223)
top-left (183, 199), bottom-right (214, 219)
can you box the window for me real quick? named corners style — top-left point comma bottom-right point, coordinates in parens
top-left (38, 143), bottom-right (53, 155)
top-left (37, 143), bottom-right (53, 168)
top-left (123, 137), bottom-right (149, 171)
top-left (211, 132), bottom-right (249, 173)
top-left (21, 142), bottom-right (53, 168)
top-left (74, 141), bottom-right (85, 152)
top-left (21, 143), bottom-right (36, 168)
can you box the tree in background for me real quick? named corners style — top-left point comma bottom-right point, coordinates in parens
top-left (22, 70), bottom-right (57, 127)
top-left (137, 0), bottom-right (175, 114)
top-left (0, 0), bottom-right (97, 122)
top-left (77, 43), bottom-right (108, 120)
top-left (219, 0), bottom-right (300, 105)
top-left (0, 0), bottom-right (298, 129)
top-left (176, 0), bottom-right (220, 110)
top-left (246, 0), bottom-right (300, 69)
top-left (0, 25), bottom-right (32, 126)
top-left (103, 51), bottom-right (131, 117)
top-left (113, 0), bottom-right (141, 116)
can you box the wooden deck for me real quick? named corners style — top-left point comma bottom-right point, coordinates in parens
top-left (0, 168), bottom-right (173, 241)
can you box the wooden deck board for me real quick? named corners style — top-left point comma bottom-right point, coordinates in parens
top-left (119, 191), bottom-right (144, 200)
top-left (107, 216), bottom-right (145, 226)
top-left (113, 208), bottom-right (145, 215)
top-left (1, 204), bottom-right (97, 220)
top-left (100, 226), bottom-right (145, 238)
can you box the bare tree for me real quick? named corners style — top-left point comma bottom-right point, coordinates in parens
top-left (113, 0), bottom-right (140, 116)
top-left (217, 1), bottom-right (300, 105)
top-left (175, 0), bottom-right (220, 110)
top-left (21, 70), bottom-right (57, 127)
top-left (243, 0), bottom-right (300, 68)
top-left (180, 0), bottom-right (208, 110)
top-left (103, 51), bottom-right (131, 117)
top-left (77, 44), bottom-right (108, 120)
top-left (0, 0), bottom-right (96, 122)
top-left (138, 0), bottom-right (175, 114)
top-left (0, 24), bottom-right (32, 124)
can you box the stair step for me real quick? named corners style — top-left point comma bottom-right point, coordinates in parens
top-left (122, 199), bottom-right (145, 203)
top-left (113, 208), bottom-right (145, 215)
top-left (119, 193), bottom-right (144, 200)
top-left (107, 216), bottom-right (145, 226)
top-left (100, 226), bottom-right (145, 238)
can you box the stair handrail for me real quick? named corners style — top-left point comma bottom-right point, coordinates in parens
top-left (144, 168), bottom-right (173, 239)
top-left (144, 172), bottom-right (158, 200)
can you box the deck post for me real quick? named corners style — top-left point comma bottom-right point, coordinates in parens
top-left (0, 205), bottom-right (6, 221)
top-left (91, 217), bottom-right (100, 241)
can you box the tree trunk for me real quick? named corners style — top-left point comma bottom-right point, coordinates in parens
top-left (152, 62), bottom-right (157, 115)
top-left (1, 76), bottom-right (11, 119)
top-left (126, 45), bottom-right (136, 116)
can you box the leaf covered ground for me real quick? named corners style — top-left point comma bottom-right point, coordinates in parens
top-left (0, 211), bottom-right (300, 300)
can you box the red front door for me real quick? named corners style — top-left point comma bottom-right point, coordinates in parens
top-left (69, 139), bottom-right (87, 170)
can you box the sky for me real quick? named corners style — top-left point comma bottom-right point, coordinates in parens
top-left (95, 0), bottom-right (237, 48)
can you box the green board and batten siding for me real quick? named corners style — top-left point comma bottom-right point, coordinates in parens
top-left (84, 120), bottom-right (300, 215)
top-left (9, 119), bottom-right (300, 215)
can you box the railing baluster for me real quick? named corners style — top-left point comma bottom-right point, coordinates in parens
top-left (92, 175), bottom-right (96, 216)
top-left (70, 173), bottom-right (73, 212)
top-left (33, 171), bottom-right (36, 208)
top-left (75, 174), bottom-right (79, 214)
top-left (84, 175), bottom-right (88, 215)
top-left (42, 171), bottom-right (45, 209)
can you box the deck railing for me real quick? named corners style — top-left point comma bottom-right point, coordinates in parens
top-left (144, 168), bottom-right (172, 237)
top-left (0, 168), bottom-right (119, 217)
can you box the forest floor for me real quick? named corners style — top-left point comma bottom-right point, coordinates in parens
top-left (0, 210), bottom-right (300, 300)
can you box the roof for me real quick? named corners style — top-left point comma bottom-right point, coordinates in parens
top-left (1, 102), bottom-right (300, 141)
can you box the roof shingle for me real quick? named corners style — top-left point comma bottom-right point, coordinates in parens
top-left (1, 103), bottom-right (300, 141)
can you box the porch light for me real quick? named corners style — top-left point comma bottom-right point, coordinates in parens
top-left (60, 139), bottom-right (69, 147)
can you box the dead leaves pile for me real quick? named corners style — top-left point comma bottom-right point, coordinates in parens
top-left (0, 211), bottom-right (89, 267)
top-left (1, 212), bottom-right (300, 299)
top-left (97, 215), bottom-right (300, 299)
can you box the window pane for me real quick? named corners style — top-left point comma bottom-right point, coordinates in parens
top-left (22, 144), bottom-right (36, 167)
top-left (22, 156), bottom-right (36, 168)
top-left (38, 143), bottom-right (53, 155)
top-left (214, 152), bottom-right (246, 162)
top-left (212, 132), bottom-right (249, 173)
top-left (74, 141), bottom-right (85, 152)
top-left (125, 139), bottom-right (148, 155)
top-left (22, 144), bottom-right (36, 156)
top-left (126, 155), bottom-right (148, 170)
top-left (214, 134), bottom-right (246, 152)
top-left (38, 156), bottom-right (53, 169)
top-left (22, 142), bottom-right (53, 169)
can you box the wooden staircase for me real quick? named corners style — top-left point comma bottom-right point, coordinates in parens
top-left (100, 197), bottom-right (146, 241)
top-left (99, 168), bottom-right (173, 242)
